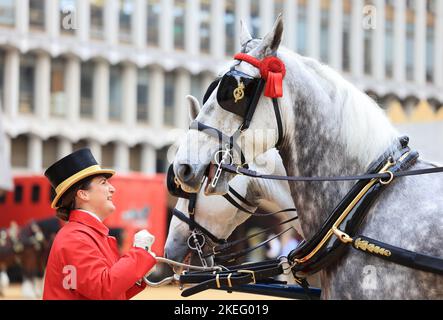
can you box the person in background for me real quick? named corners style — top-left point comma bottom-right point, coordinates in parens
top-left (42, 148), bottom-right (156, 300)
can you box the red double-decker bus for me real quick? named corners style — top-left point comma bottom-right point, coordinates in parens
top-left (0, 174), bottom-right (167, 255)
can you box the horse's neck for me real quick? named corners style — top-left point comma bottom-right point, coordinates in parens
top-left (279, 55), bottom-right (399, 238)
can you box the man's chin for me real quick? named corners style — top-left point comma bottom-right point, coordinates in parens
top-left (105, 203), bottom-right (116, 216)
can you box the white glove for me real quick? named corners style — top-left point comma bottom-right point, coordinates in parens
top-left (133, 229), bottom-right (155, 252)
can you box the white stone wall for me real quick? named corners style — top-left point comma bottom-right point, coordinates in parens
top-left (0, 0), bottom-right (442, 174)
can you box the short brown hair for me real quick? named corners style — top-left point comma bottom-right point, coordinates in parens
top-left (55, 175), bottom-right (98, 221)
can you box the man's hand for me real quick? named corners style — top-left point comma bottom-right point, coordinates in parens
top-left (133, 229), bottom-right (155, 252)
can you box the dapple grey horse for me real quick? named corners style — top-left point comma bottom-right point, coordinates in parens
top-left (172, 17), bottom-right (443, 299)
top-left (165, 96), bottom-right (301, 268)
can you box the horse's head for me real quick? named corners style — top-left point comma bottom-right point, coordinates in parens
top-left (174, 16), bottom-right (290, 195)
top-left (165, 95), bottom-right (254, 267)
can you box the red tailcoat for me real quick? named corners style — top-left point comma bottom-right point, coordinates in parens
top-left (43, 210), bottom-right (156, 300)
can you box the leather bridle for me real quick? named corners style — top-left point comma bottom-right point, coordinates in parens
top-left (168, 163), bottom-right (298, 267)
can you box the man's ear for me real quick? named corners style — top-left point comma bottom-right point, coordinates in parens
top-left (76, 189), bottom-right (89, 201)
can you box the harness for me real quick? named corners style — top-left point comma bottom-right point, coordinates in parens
top-left (167, 163), bottom-right (298, 266)
top-left (170, 52), bottom-right (443, 298)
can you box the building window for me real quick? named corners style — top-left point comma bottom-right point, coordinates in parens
top-left (119, 0), bottom-right (133, 43)
top-left (191, 74), bottom-right (203, 104)
top-left (427, 0), bottom-right (436, 13)
top-left (73, 139), bottom-right (88, 151)
top-left (426, 25), bottom-right (434, 83)
top-left (80, 61), bottom-right (94, 119)
top-left (19, 54), bottom-right (36, 114)
top-left (156, 146), bottom-right (169, 173)
top-left (200, 0), bottom-right (211, 54)
top-left (147, 0), bottom-right (160, 46)
top-left (109, 65), bottom-right (122, 121)
top-left (50, 58), bottom-right (66, 118)
top-left (137, 69), bottom-right (149, 122)
top-left (29, 0), bottom-right (45, 31)
top-left (164, 72), bottom-right (175, 126)
top-left (129, 144), bottom-right (142, 172)
top-left (406, 23), bottom-right (414, 81)
top-left (364, 28), bottom-right (372, 75)
top-left (342, 2), bottom-right (351, 72)
top-left (11, 135), bottom-right (28, 169)
top-left (0, 50), bottom-right (4, 109)
top-left (297, 4), bottom-right (307, 56)
top-left (91, 0), bottom-right (104, 40)
top-left (101, 142), bottom-right (115, 169)
top-left (225, 0), bottom-right (236, 56)
top-left (385, 20), bottom-right (394, 78)
top-left (43, 137), bottom-right (58, 169)
top-left (274, 0), bottom-right (284, 22)
top-left (60, 0), bottom-right (76, 35)
top-left (174, 0), bottom-right (186, 50)
top-left (320, 6), bottom-right (330, 63)
top-left (0, 0), bottom-right (15, 27)
top-left (251, 0), bottom-right (260, 38)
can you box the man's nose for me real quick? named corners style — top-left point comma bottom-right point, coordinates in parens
top-left (109, 183), bottom-right (116, 193)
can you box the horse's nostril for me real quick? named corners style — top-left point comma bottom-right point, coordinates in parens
top-left (177, 164), bottom-right (194, 183)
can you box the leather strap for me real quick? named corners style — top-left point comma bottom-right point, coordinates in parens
top-left (222, 163), bottom-right (443, 182)
top-left (172, 208), bottom-right (226, 244)
top-left (227, 186), bottom-right (255, 208)
top-left (352, 235), bottom-right (443, 275)
top-left (272, 98), bottom-right (283, 149)
top-left (288, 147), bottom-right (419, 276)
top-left (209, 216), bottom-right (298, 257)
top-left (241, 79), bottom-right (266, 130)
top-left (213, 227), bottom-right (293, 264)
top-left (180, 262), bottom-right (284, 297)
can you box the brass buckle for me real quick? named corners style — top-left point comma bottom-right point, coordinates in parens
top-left (332, 227), bottom-right (353, 244)
top-left (379, 170), bottom-right (394, 185)
top-left (216, 274), bottom-right (221, 288)
top-left (238, 270), bottom-right (256, 284)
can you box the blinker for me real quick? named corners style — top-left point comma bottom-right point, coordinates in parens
top-left (216, 70), bottom-right (260, 118)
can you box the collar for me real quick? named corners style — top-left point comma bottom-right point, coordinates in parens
top-left (77, 209), bottom-right (102, 223)
top-left (69, 210), bottom-right (109, 236)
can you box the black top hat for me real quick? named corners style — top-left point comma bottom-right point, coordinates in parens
top-left (44, 148), bottom-right (115, 209)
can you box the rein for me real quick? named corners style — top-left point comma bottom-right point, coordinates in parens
top-left (221, 161), bottom-right (443, 183)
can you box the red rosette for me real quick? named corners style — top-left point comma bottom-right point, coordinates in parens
top-left (233, 53), bottom-right (286, 98)
top-left (259, 56), bottom-right (286, 98)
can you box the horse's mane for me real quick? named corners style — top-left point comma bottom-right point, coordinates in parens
top-left (279, 47), bottom-right (399, 166)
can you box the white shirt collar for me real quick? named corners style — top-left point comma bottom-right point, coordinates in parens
top-left (77, 209), bottom-right (103, 222)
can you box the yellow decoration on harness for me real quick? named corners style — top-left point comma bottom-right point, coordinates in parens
top-left (354, 238), bottom-right (391, 257)
top-left (233, 82), bottom-right (245, 103)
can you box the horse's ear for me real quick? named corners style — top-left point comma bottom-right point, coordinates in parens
top-left (186, 95), bottom-right (201, 121)
top-left (240, 19), bottom-right (253, 48)
top-left (257, 14), bottom-right (283, 56)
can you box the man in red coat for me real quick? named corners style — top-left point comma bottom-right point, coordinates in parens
top-left (42, 148), bottom-right (157, 300)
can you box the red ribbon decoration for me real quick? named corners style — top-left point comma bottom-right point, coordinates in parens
top-left (234, 53), bottom-right (286, 98)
